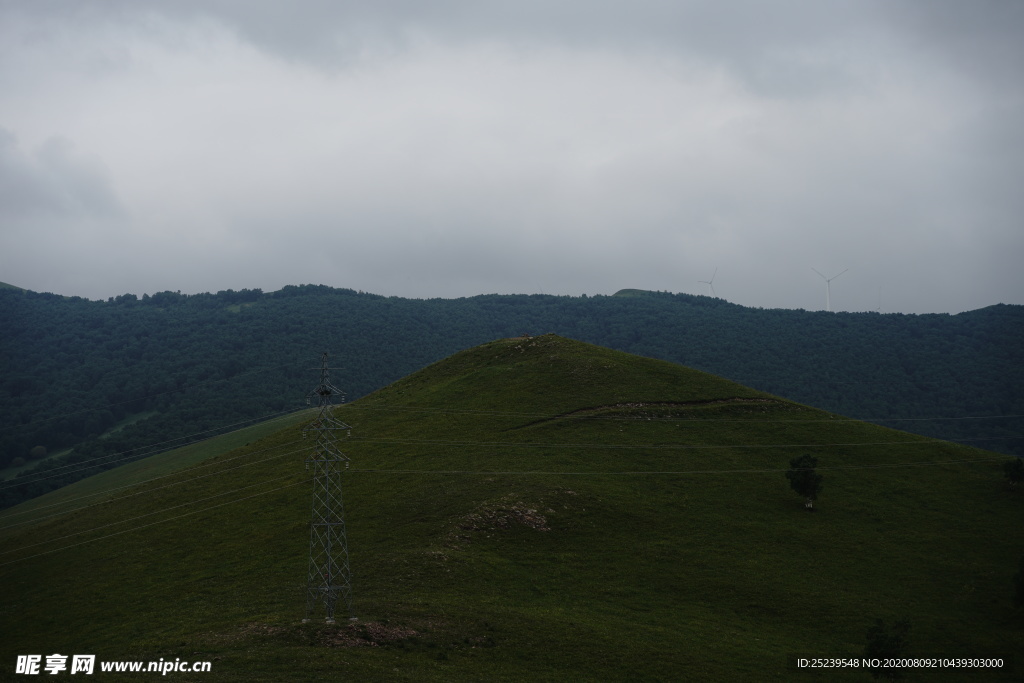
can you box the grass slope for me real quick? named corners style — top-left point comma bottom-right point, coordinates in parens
top-left (0, 335), bottom-right (1021, 681)
top-left (0, 410), bottom-right (312, 521)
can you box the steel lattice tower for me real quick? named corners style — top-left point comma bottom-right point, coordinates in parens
top-left (302, 352), bottom-right (354, 623)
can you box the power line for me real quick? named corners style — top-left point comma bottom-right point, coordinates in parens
top-left (5, 397), bottom-right (1016, 496)
top-left (5, 431), bottom-right (1014, 533)
top-left (727, 377), bottom-right (960, 386)
top-left (856, 415), bottom-right (1024, 422)
top-left (0, 442), bottom-right (308, 530)
top-left (345, 456), bottom-right (1006, 475)
top-left (1, 407), bottom-right (311, 489)
top-left (4, 418), bottom-right (1016, 528)
top-left (7, 400), bottom-right (1016, 492)
top-left (0, 478), bottom-right (308, 569)
top-left (1, 387), bottom-right (1017, 568)
top-left (0, 473), bottom-right (297, 556)
top-left (1, 452), bottom-right (1009, 569)
top-left (4, 405), bottom-right (1016, 534)
top-left (0, 438), bottom-right (303, 524)
top-left (3, 408), bottom-right (303, 486)
top-left (340, 402), bottom-right (1024, 424)
top-left (344, 435), bottom-right (1019, 451)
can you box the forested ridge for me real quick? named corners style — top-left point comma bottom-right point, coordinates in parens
top-left (1, 284), bottom-right (1021, 508)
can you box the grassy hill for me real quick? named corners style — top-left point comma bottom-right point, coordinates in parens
top-left (0, 336), bottom-right (1020, 680)
top-left (3, 287), bottom-right (1021, 512)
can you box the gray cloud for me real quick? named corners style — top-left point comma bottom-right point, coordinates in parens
top-left (0, 127), bottom-right (122, 219)
top-left (0, 1), bottom-right (1020, 313)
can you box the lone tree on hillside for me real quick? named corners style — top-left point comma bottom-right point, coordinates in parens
top-left (786, 454), bottom-right (823, 510)
top-left (1004, 457), bottom-right (1024, 489)
top-left (30, 446), bottom-right (46, 460)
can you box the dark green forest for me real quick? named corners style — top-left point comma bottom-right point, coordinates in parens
top-left (1, 285), bottom-right (1021, 508)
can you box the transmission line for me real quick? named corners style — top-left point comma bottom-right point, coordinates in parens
top-left (0, 442), bottom-right (308, 530)
top-left (4, 426), bottom-right (1015, 530)
top-left (344, 435), bottom-right (1017, 451)
top-left (1, 407), bottom-right (310, 489)
top-left (0, 479), bottom-right (308, 569)
top-left (340, 402), bottom-right (1024, 424)
top-left (345, 455), bottom-right (1006, 475)
top-left (1, 453), bottom-right (1009, 570)
top-left (0, 437), bottom-right (304, 522)
top-left (9, 402), bottom-right (1016, 492)
top-left (0, 473), bottom-right (297, 556)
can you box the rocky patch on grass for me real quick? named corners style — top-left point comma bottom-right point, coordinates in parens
top-left (459, 498), bottom-right (550, 533)
top-left (446, 495), bottom-right (551, 547)
top-left (318, 621), bottom-right (419, 648)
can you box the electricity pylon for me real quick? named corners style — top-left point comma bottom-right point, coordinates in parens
top-left (302, 352), bottom-right (354, 624)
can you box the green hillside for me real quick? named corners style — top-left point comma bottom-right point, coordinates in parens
top-left (0, 409), bottom-right (313, 519)
top-left (3, 286), bottom-right (1022, 511)
top-left (1, 336), bottom-right (1021, 681)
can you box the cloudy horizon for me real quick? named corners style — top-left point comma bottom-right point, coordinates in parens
top-left (1, 1), bottom-right (1021, 313)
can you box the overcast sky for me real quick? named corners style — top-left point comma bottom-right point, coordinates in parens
top-left (1, 1), bottom-right (1021, 313)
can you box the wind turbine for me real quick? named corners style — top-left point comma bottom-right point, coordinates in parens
top-left (698, 268), bottom-right (717, 297)
top-left (812, 267), bottom-right (847, 312)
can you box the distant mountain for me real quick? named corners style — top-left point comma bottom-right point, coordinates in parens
top-left (1, 335), bottom-right (1019, 680)
top-left (1, 285), bottom-right (1021, 507)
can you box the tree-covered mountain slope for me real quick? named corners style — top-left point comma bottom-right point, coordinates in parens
top-left (1, 335), bottom-right (1020, 681)
top-left (1, 285), bottom-right (1021, 509)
